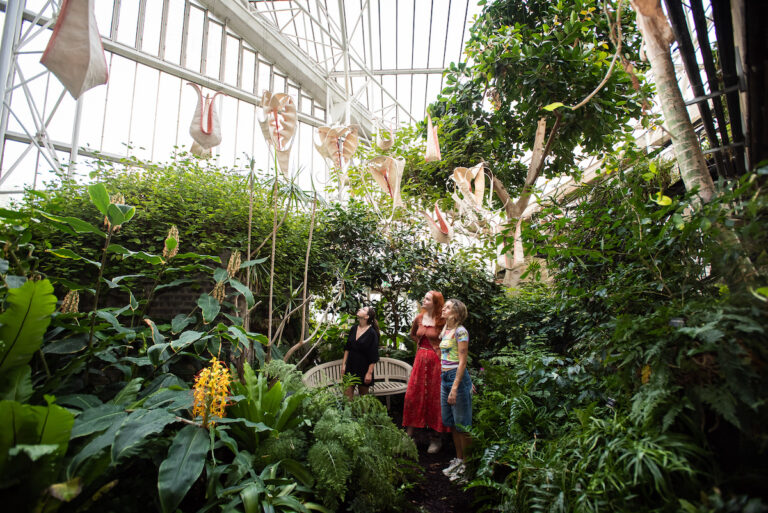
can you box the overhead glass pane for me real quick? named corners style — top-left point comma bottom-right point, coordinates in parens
top-left (164, 0), bottom-right (185, 64)
top-left (142, 0), bottom-right (164, 55)
top-left (116, 0), bottom-right (140, 47)
top-left (224, 35), bottom-right (240, 86)
top-left (205, 20), bottom-right (223, 78)
top-left (186, 6), bottom-right (205, 73)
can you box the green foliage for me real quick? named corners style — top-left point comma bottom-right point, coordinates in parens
top-left (227, 363), bottom-right (307, 453)
top-left (468, 165), bottom-right (768, 511)
top-left (0, 279), bottom-right (57, 374)
top-left (305, 394), bottom-right (418, 512)
top-left (429, 0), bottom-right (651, 197)
top-left (157, 424), bottom-right (209, 513)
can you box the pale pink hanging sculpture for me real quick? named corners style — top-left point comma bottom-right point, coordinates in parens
top-left (40, 0), bottom-right (108, 98)
top-left (187, 83), bottom-right (223, 157)
top-left (314, 125), bottom-right (359, 185)
top-left (367, 156), bottom-right (405, 208)
top-left (376, 120), bottom-right (395, 151)
top-left (422, 202), bottom-right (453, 244)
top-left (424, 113), bottom-right (441, 162)
top-left (451, 163), bottom-right (485, 208)
top-left (258, 91), bottom-right (297, 177)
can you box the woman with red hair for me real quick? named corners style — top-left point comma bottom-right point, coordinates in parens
top-left (402, 290), bottom-right (450, 452)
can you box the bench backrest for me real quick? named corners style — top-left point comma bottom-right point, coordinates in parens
top-left (303, 357), bottom-right (412, 388)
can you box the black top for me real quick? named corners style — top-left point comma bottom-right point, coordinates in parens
top-left (344, 325), bottom-right (380, 382)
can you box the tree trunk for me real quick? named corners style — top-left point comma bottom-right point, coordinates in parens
top-left (630, 0), bottom-right (715, 202)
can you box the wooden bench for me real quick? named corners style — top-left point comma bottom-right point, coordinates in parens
top-left (302, 357), bottom-right (412, 408)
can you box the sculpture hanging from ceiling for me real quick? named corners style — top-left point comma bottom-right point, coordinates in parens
top-left (258, 91), bottom-right (297, 177)
top-left (314, 124), bottom-right (359, 186)
top-left (367, 155), bottom-right (405, 208)
top-left (187, 83), bottom-right (223, 158)
top-left (450, 162), bottom-right (490, 233)
top-left (422, 202), bottom-right (453, 244)
top-left (376, 120), bottom-right (395, 151)
top-left (424, 113), bottom-right (441, 162)
top-left (40, 0), bottom-right (109, 98)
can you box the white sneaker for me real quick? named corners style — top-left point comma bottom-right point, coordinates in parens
top-left (427, 438), bottom-right (442, 454)
top-left (448, 461), bottom-right (467, 483)
top-left (442, 458), bottom-right (461, 476)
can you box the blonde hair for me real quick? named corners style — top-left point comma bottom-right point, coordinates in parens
top-left (444, 298), bottom-right (467, 325)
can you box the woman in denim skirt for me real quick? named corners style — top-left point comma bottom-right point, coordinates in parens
top-left (438, 299), bottom-right (472, 482)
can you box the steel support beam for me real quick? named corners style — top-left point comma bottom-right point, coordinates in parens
top-left (200, 0), bottom-right (373, 132)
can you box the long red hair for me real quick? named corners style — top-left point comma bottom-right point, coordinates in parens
top-left (421, 290), bottom-right (445, 327)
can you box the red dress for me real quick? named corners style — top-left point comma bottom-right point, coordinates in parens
top-left (402, 314), bottom-right (449, 432)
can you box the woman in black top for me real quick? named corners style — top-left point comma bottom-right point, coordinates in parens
top-left (341, 306), bottom-right (380, 400)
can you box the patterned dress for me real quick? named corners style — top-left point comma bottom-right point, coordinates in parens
top-left (402, 314), bottom-right (449, 432)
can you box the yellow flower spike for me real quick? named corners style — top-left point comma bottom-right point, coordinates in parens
top-left (192, 357), bottom-right (231, 429)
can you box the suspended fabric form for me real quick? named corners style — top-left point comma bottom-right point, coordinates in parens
top-left (367, 156), bottom-right (405, 208)
top-left (258, 91), bottom-right (297, 177)
top-left (450, 162), bottom-right (489, 233)
top-left (187, 83), bottom-right (223, 157)
top-left (424, 113), bottom-right (441, 162)
top-left (314, 125), bottom-right (359, 185)
top-left (451, 163), bottom-right (485, 208)
top-left (40, 0), bottom-right (108, 98)
top-left (422, 202), bottom-right (453, 244)
top-left (376, 121), bottom-right (395, 151)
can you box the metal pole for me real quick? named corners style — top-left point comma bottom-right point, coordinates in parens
top-left (68, 96), bottom-right (83, 178)
top-left (0, 0), bottom-right (24, 173)
top-left (337, 0), bottom-right (351, 125)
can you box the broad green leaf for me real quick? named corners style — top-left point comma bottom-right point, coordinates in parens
top-left (70, 404), bottom-right (125, 438)
top-left (0, 365), bottom-right (33, 402)
top-left (148, 343), bottom-right (171, 366)
top-left (171, 314), bottom-right (195, 334)
top-left (67, 415), bottom-right (125, 476)
top-left (43, 338), bottom-right (88, 355)
top-left (110, 378), bottom-right (144, 406)
top-left (154, 278), bottom-right (196, 293)
top-left (158, 425), bottom-right (209, 513)
top-left (95, 311), bottom-right (132, 334)
top-left (0, 207), bottom-right (28, 220)
top-left (240, 482), bottom-right (266, 513)
top-left (198, 294), bottom-right (220, 324)
top-left (213, 268), bottom-right (228, 283)
top-left (88, 184), bottom-right (110, 215)
top-left (240, 257), bottom-right (268, 268)
top-left (116, 204), bottom-right (136, 223)
top-left (111, 408), bottom-right (177, 463)
top-left (0, 279), bottom-right (57, 373)
top-left (543, 102), bottom-right (565, 111)
top-left (171, 331), bottom-right (203, 351)
top-left (0, 399), bottom-right (74, 474)
top-left (106, 204), bottom-right (126, 227)
top-left (56, 394), bottom-right (102, 411)
top-left (47, 248), bottom-right (101, 268)
top-left (37, 211), bottom-right (106, 238)
top-left (229, 278), bottom-right (255, 308)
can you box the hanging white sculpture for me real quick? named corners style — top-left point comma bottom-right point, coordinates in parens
top-left (376, 120), bottom-right (395, 151)
top-left (422, 202), bottom-right (453, 244)
top-left (258, 91), bottom-right (297, 177)
top-left (314, 125), bottom-right (359, 186)
top-left (40, 0), bottom-right (108, 98)
top-left (367, 156), bottom-right (405, 208)
top-left (424, 113), bottom-right (441, 162)
top-left (187, 83), bottom-right (223, 157)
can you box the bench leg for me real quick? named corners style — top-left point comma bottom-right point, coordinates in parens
top-left (386, 395), bottom-right (391, 410)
